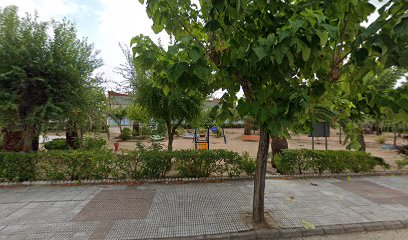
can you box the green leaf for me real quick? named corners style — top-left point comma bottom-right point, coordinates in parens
top-left (189, 47), bottom-right (201, 63)
top-left (290, 19), bottom-right (306, 32)
top-left (194, 64), bottom-right (211, 81)
top-left (322, 24), bottom-right (338, 38)
top-left (355, 48), bottom-right (369, 66)
top-left (286, 51), bottom-right (294, 65)
top-left (163, 84), bottom-right (170, 95)
top-left (316, 30), bottom-right (328, 46)
top-left (302, 220), bottom-right (316, 230)
top-left (302, 47), bottom-right (311, 61)
top-left (399, 51), bottom-right (408, 67)
top-left (204, 20), bottom-right (221, 31)
top-left (152, 22), bottom-right (164, 34)
top-left (138, 0), bottom-right (144, 3)
top-left (274, 47), bottom-right (286, 64)
top-left (236, 99), bottom-right (250, 116)
top-left (168, 62), bottom-right (188, 82)
top-left (253, 47), bottom-right (268, 60)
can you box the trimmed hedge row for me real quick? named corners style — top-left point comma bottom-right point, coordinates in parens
top-left (275, 149), bottom-right (390, 174)
top-left (0, 149), bottom-right (256, 182)
top-left (44, 137), bottom-right (106, 150)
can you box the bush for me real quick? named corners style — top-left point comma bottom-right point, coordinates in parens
top-left (0, 148), bottom-right (255, 182)
top-left (396, 157), bottom-right (408, 169)
top-left (44, 138), bottom-right (69, 150)
top-left (37, 149), bottom-right (115, 180)
top-left (0, 152), bottom-right (37, 181)
top-left (119, 128), bottom-right (132, 140)
top-left (174, 149), bottom-right (255, 178)
top-left (237, 152), bottom-right (256, 176)
top-left (82, 137), bottom-right (106, 150)
top-left (275, 149), bottom-right (388, 175)
top-left (375, 136), bottom-right (386, 144)
top-left (139, 126), bottom-right (152, 138)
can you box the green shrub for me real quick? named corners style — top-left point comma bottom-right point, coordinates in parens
top-left (37, 149), bottom-right (115, 180)
top-left (0, 148), bottom-right (255, 182)
top-left (139, 150), bottom-right (171, 178)
top-left (396, 157), bottom-right (408, 169)
top-left (82, 137), bottom-right (106, 150)
top-left (139, 126), bottom-right (152, 137)
top-left (119, 128), bottom-right (132, 140)
top-left (174, 150), bottom-right (223, 178)
top-left (44, 138), bottom-right (69, 150)
top-left (375, 136), bottom-right (386, 144)
top-left (0, 152), bottom-right (37, 181)
top-left (275, 149), bottom-right (387, 175)
top-left (235, 151), bottom-right (256, 176)
top-left (174, 149), bottom-right (255, 178)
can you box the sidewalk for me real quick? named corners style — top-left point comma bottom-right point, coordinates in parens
top-left (1, 175), bottom-right (408, 239)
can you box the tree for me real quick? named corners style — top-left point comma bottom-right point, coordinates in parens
top-left (338, 67), bottom-right (408, 151)
top-left (133, 65), bottom-right (204, 150)
top-left (127, 103), bottom-right (149, 135)
top-left (114, 43), bottom-right (137, 92)
top-left (0, 6), bottom-right (102, 151)
top-left (108, 107), bottom-right (128, 135)
top-left (136, 0), bottom-right (408, 223)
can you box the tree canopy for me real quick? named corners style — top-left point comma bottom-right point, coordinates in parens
top-left (131, 38), bottom-right (205, 150)
top-left (0, 6), bottom-right (103, 151)
top-left (135, 0), bottom-right (408, 223)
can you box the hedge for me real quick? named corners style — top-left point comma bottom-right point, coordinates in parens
top-left (0, 149), bottom-right (255, 182)
top-left (275, 149), bottom-right (390, 175)
top-left (44, 137), bottom-right (106, 150)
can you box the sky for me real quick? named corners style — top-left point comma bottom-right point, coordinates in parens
top-left (0, 0), bottom-right (404, 93)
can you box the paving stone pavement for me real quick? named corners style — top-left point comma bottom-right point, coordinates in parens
top-left (0, 175), bottom-right (408, 239)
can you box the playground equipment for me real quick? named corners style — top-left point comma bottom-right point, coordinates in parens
top-left (193, 126), bottom-right (227, 150)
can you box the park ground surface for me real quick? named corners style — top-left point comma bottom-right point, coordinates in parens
top-left (1, 175), bottom-right (408, 239)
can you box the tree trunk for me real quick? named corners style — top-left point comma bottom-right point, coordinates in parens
top-left (270, 137), bottom-right (288, 168)
top-left (393, 130), bottom-right (397, 146)
top-left (166, 121), bottom-right (173, 151)
top-left (32, 135), bottom-right (39, 151)
top-left (133, 122), bottom-right (140, 136)
top-left (118, 123), bottom-right (123, 135)
top-left (339, 126), bottom-right (342, 144)
top-left (66, 119), bottom-right (80, 149)
top-left (88, 115), bottom-right (93, 132)
top-left (358, 131), bottom-right (366, 152)
top-left (2, 128), bottom-right (24, 152)
top-left (21, 128), bottom-right (35, 152)
top-left (253, 129), bottom-right (269, 223)
top-left (244, 119), bottom-right (252, 135)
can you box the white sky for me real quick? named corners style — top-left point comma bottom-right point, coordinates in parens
top-left (0, 0), bottom-right (404, 94)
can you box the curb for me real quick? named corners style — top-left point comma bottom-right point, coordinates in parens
top-left (1, 171), bottom-right (408, 187)
top-left (156, 220), bottom-right (408, 240)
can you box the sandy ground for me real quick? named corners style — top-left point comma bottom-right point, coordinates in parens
top-left (44, 127), bottom-right (406, 171)
top-left (101, 127), bottom-right (406, 171)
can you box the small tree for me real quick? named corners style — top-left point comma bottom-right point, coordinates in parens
top-left (127, 103), bottom-right (149, 136)
top-left (135, 73), bottom-right (204, 151)
top-left (137, 0), bottom-right (408, 223)
top-left (108, 107), bottom-right (128, 135)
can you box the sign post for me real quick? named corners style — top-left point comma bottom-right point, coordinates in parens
top-left (308, 122), bottom-right (330, 150)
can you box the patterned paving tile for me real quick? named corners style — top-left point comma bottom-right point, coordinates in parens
top-left (334, 181), bottom-right (408, 206)
top-left (73, 189), bottom-right (155, 222)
